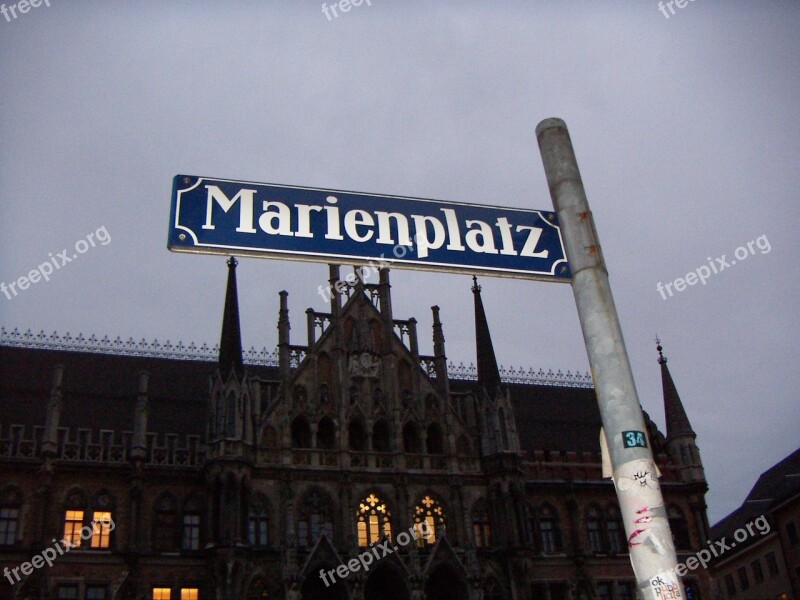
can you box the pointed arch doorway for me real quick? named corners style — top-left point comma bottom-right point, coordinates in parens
top-left (364, 564), bottom-right (410, 600)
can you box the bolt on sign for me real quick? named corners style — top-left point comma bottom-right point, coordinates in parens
top-left (168, 175), bottom-right (570, 281)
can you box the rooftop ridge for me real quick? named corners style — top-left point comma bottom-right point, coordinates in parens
top-left (0, 327), bottom-right (594, 389)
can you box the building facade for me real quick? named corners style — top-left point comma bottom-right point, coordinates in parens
top-left (709, 448), bottom-right (800, 600)
top-left (0, 261), bottom-right (711, 600)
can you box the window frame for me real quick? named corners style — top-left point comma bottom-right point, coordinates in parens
top-left (0, 505), bottom-right (20, 546)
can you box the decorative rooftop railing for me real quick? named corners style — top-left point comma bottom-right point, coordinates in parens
top-left (447, 362), bottom-right (594, 388)
top-left (1, 327), bottom-right (593, 388)
top-left (0, 326), bottom-right (279, 366)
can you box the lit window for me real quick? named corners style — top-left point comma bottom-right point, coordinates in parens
top-left (64, 510), bottom-right (84, 548)
top-left (0, 507), bottom-right (19, 545)
top-left (413, 495), bottom-right (445, 547)
top-left (182, 514), bottom-right (200, 550)
top-left (356, 493), bottom-right (392, 547)
top-left (180, 589), bottom-right (198, 600)
top-left (152, 589), bottom-right (171, 600)
top-left (91, 511), bottom-right (113, 548)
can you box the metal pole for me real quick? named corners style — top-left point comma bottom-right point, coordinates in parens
top-left (536, 118), bottom-right (685, 600)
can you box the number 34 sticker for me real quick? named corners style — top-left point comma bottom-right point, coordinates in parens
top-left (623, 430), bottom-right (648, 448)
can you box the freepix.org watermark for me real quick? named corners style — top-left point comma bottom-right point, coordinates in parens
top-left (656, 234), bottom-right (770, 300)
top-left (666, 514), bottom-right (770, 581)
top-left (3, 514), bottom-right (116, 585)
top-left (319, 521), bottom-right (431, 588)
top-left (317, 241), bottom-right (412, 304)
top-left (1, 226), bottom-right (111, 301)
top-left (1, 0), bottom-right (50, 23)
top-left (657, 0), bottom-right (699, 19)
top-left (322, 0), bottom-right (371, 21)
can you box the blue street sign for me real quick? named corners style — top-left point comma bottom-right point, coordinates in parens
top-left (168, 175), bottom-right (571, 281)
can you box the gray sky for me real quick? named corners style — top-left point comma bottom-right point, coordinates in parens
top-left (1, 1), bottom-right (798, 526)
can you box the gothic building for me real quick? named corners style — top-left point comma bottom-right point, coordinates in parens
top-left (0, 261), bottom-right (711, 600)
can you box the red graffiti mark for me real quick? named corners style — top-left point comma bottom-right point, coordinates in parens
top-left (628, 529), bottom-right (646, 546)
top-left (629, 507), bottom-right (653, 546)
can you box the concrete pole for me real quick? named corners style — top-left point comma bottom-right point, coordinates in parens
top-left (536, 118), bottom-right (685, 600)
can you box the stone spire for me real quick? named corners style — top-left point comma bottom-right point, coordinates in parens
top-left (219, 257), bottom-right (244, 379)
top-left (657, 338), bottom-right (694, 439)
top-left (472, 276), bottom-right (501, 396)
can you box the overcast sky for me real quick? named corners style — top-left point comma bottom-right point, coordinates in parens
top-left (1, 1), bottom-right (798, 526)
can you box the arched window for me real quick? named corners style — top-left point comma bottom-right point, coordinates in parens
top-left (297, 489), bottom-right (334, 548)
top-left (291, 415), bottom-right (312, 449)
top-left (372, 420), bottom-right (391, 453)
top-left (356, 493), bottom-right (392, 547)
top-left (472, 499), bottom-right (491, 548)
top-left (348, 418), bottom-right (367, 451)
top-left (317, 417), bottom-right (336, 450)
top-left (426, 423), bottom-right (444, 454)
top-left (607, 506), bottom-right (625, 554)
top-left (537, 504), bottom-right (562, 553)
top-left (586, 505), bottom-right (605, 553)
top-left (248, 493), bottom-right (269, 547)
top-left (413, 495), bottom-right (446, 547)
top-left (401, 389), bottom-right (412, 409)
top-left (668, 505), bottom-right (691, 550)
top-left (403, 422), bottom-right (420, 453)
top-left (152, 493), bottom-right (178, 551)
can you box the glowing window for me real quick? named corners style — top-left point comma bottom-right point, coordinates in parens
top-left (63, 510), bottom-right (84, 548)
top-left (356, 493), bottom-right (392, 547)
top-left (414, 495), bottom-right (445, 547)
top-left (152, 589), bottom-right (171, 600)
top-left (91, 511), bottom-right (113, 548)
top-left (180, 589), bottom-right (199, 600)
